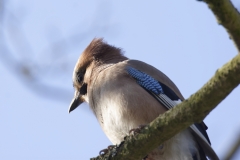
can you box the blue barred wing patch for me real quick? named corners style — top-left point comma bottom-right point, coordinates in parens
top-left (127, 67), bottom-right (163, 95)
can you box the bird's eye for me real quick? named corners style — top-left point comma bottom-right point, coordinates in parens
top-left (78, 74), bottom-right (83, 83)
top-left (76, 70), bottom-right (85, 83)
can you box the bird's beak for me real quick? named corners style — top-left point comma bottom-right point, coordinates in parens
top-left (68, 92), bottom-right (84, 113)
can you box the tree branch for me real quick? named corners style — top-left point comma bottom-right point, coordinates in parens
top-left (202, 0), bottom-right (240, 51)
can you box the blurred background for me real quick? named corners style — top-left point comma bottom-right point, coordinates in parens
top-left (0, 0), bottom-right (240, 159)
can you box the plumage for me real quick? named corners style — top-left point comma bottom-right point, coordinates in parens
top-left (69, 38), bottom-right (219, 160)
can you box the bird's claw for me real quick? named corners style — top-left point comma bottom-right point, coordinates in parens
top-left (99, 149), bottom-right (108, 156)
top-left (99, 145), bottom-right (115, 156)
top-left (129, 124), bottom-right (147, 135)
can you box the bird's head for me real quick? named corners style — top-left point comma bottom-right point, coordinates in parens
top-left (68, 38), bottom-right (127, 113)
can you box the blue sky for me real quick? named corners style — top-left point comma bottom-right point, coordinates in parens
top-left (1, 0), bottom-right (240, 159)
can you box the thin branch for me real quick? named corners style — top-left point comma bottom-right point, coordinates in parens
top-left (0, 1), bottom-right (116, 102)
top-left (202, 0), bottom-right (240, 51)
top-left (0, 44), bottom-right (73, 101)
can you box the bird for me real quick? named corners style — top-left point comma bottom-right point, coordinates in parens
top-left (68, 38), bottom-right (219, 160)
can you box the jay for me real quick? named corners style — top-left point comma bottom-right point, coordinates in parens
top-left (69, 38), bottom-right (219, 160)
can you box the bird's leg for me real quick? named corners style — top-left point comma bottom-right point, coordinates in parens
top-left (99, 145), bottom-right (115, 156)
top-left (129, 124), bottom-right (147, 135)
top-left (99, 149), bottom-right (108, 156)
top-left (129, 125), bottom-right (149, 159)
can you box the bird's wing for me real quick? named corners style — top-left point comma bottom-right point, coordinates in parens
top-left (127, 60), bottom-right (219, 160)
